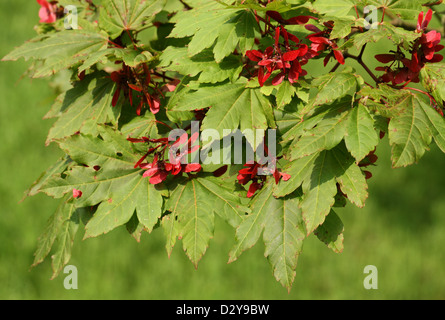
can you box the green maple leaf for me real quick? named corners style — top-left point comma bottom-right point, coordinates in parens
top-left (39, 126), bottom-right (142, 207)
top-left (84, 174), bottom-right (164, 238)
top-left (360, 0), bottom-right (424, 19)
top-left (228, 183), bottom-right (306, 290)
top-left (389, 92), bottom-right (445, 167)
top-left (299, 143), bottom-right (368, 235)
top-left (345, 103), bottom-right (380, 163)
top-left (421, 63), bottom-right (445, 107)
top-left (2, 30), bottom-right (109, 78)
top-left (168, 0), bottom-right (259, 59)
top-left (289, 107), bottom-right (350, 160)
top-left (314, 209), bottom-right (344, 253)
top-left (99, 0), bottom-right (166, 39)
top-left (312, 0), bottom-right (355, 17)
top-left (45, 72), bottom-right (121, 145)
top-left (352, 22), bottom-right (420, 50)
top-left (31, 195), bottom-right (83, 279)
top-left (159, 47), bottom-right (243, 83)
top-left (165, 176), bottom-right (249, 267)
top-left (171, 78), bottom-right (275, 150)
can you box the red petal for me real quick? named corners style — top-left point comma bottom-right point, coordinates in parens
top-left (429, 54), bottom-right (443, 63)
top-left (363, 171), bottom-right (372, 180)
top-left (282, 50), bottom-right (300, 61)
top-left (417, 11), bottom-right (424, 31)
top-left (143, 166), bottom-right (159, 177)
top-left (72, 189), bottom-right (82, 199)
top-left (237, 173), bottom-right (251, 185)
top-left (422, 9), bottom-right (433, 30)
top-left (272, 72), bottom-right (285, 86)
top-left (128, 83), bottom-right (142, 92)
top-left (275, 27), bottom-right (281, 48)
top-left (246, 50), bottom-right (263, 61)
top-left (264, 47), bottom-right (274, 57)
top-left (305, 24), bottom-right (322, 33)
top-left (149, 170), bottom-right (168, 184)
top-left (286, 16), bottom-right (311, 25)
top-left (333, 49), bottom-right (345, 65)
top-left (267, 11), bottom-right (286, 24)
top-left (280, 172), bottom-right (291, 181)
top-left (273, 169), bottom-right (280, 184)
top-left (309, 36), bottom-right (329, 44)
top-left (323, 53), bottom-right (332, 67)
top-left (149, 96), bottom-right (160, 114)
top-left (213, 165), bottom-right (228, 177)
top-left (247, 182), bottom-right (261, 198)
top-left (258, 59), bottom-right (274, 66)
top-left (110, 71), bottom-right (121, 83)
top-left (435, 45), bottom-right (445, 52)
top-left (184, 163), bottom-right (202, 173)
top-left (258, 68), bottom-right (271, 87)
top-left (112, 86), bottom-right (121, 107)
top-left (375, 54), bottom-right (396, 63)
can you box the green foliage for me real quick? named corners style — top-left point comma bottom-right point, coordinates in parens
top-left (3, 0), bottom-right (445, 292)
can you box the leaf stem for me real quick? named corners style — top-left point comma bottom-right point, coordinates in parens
top-left (344, 44), bottom-right (380, 84)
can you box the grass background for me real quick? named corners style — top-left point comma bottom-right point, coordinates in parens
top-left (1, 0), bottom-right (445, 300)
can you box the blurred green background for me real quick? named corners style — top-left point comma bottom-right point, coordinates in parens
top-left (1, 0), bottom-right (445, 300)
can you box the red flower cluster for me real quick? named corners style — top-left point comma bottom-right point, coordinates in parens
top-left (245, 13), bottom-right (347, 86)
top-left (110, 63), bottom-right (161, 115)
top-left (37, 0), bottom-right (58, 23)
top-left (375, 9), bottom-right (444, 86)
top-left (246, 25), bottom-right (310, 86)
top-left (305, 21), bottom-right (345, 66)
top-left (237, 162), bottom-right (290, 198)
top-left (128, 132), bottom-right (201, 185)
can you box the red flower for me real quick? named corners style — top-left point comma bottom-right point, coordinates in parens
top-left (307, 36), bottom-right (345, 66)
top-left (236, 161), bottom-right (291, 198)
top-left (72, 189), bottom-right (82, 199)
top-left (131, 132), bottom-right (201, 185)
top-left (245, 26), bottom-right (309, 87)
top-left (306, 22), bottom-right (345, 66)
top-left (37, 0), bottom-right (57, 23)
top-left (417, 9), bottom-right (433, 32)
top-left (375, 10), bottom-right (444, 86)
top-left (266, 11), bottom-right (316, 26)
top-left (141, 156), bottom-right (169, 185)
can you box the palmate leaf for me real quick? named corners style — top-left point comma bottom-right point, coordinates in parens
top-left (45, 72), bottom-right (121, 145)
top-left (345, 104), bottom-right (380, 163)
top-left (159, 47), bottom-right (243, 84)
top-left (314, 209), bottom-right (344, 253)
top-left (228, 182), bottom-right (305, 290)
top-left (168, 0), bottom-right (259, 60)
top-left (78, 48), bottom-right (154, 73)
top-left (389, 91), bottom-right (445, 167)
top-left (2, 30), bottom-right (109, 78)
top-left (39, 126), bottom-right (141, 206)
top-left (165, 176), bottom-right (249, 267)
top-left (289, 106), bottom-right (350, 160)
top-left (31, 195), bottom-right (82, 279)
top-left (38, 127), bottom-right (164, 238)
top-left (99, 0), bottom-right (167, 39)
top-left (359, 0), bottom-right (424, 19)
top-left (311, 0), bottom-right (355, 17)
top-left (171, 78), bottom-right (275, 150)
top-left (351, 22), bottom-right (421, 50)
top-left (299, 144), bottom-right (368, 235)
top-left (84, 174), bottom-right (163, 238)
top-left (421, 63), bottom-right (445, 107)
top-left (22, 156), bottom-right (72, 201)
top-left (301, 70), bottom-right (361, 117)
